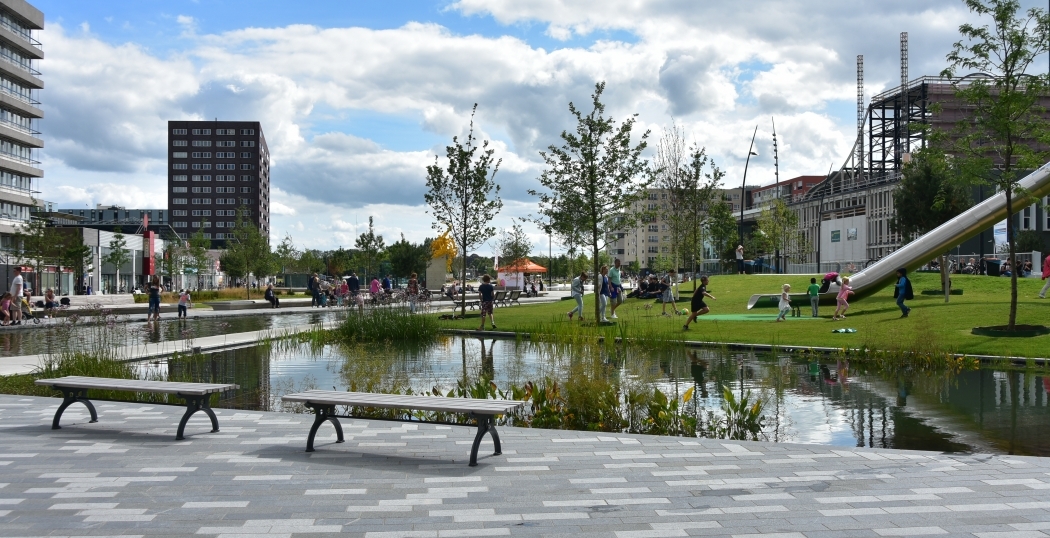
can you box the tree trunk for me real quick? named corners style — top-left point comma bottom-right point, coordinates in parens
top-left (1006, 188), bottom-right (1017, 330)
top-left (941, 254), bottom-right (950, 303)
top-left (461, 237), bottom-right (468, 319)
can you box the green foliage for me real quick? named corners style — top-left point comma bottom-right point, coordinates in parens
top-left (1015, 229), bottom-right (1045, 253)
top-left (387, 234), bottom-right (432, 278)
top-left (187, 224), bottom-right (212, 289)
top-left (330, 308), bottom-right (440, 344)
top-left (353, 216), bottom-right (386, 280)
top-left (942, 0), bottom-right (1050, 329)
top-left (706, 197), bottom-right (739, 269)
top-left (891, 150), bottom-right (973, 239)
top-left (531, 82), bottom-right (652, 321)
top-left (496, 220), bottom-right (533, 267)
top-left (101, 227), bottom-right (131, 292)
top-left (754, 198), bottom-right (803, 268)
top-left (219, 207), bottom-right (274, 299)
top-left (425, 104), bottom-right (503, 316)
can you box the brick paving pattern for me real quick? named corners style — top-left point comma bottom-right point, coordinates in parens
top-left (1, 394), bottom-right (1049, 537)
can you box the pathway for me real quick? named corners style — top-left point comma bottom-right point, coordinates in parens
top-left (1, 394), bottom-right (1048, 537)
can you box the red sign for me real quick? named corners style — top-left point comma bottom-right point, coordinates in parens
top-left (143, 230), bottom-right (156, 276)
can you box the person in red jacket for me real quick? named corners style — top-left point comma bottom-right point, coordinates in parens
top-left (1039, 254), bottom-right (1050, 298)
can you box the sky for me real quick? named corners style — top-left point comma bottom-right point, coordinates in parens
top-left (30, 0), bottom-right (1050, 253)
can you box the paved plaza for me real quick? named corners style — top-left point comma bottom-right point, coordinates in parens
top-left (1, 394), bottom-right (1049, 537)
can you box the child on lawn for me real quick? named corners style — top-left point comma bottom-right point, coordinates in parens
top-left (833, 276), bottom-right (853, 320)
top-left (807, 277), bottom-right (820, 317)
top-left (683, 275), bottom-right (715, 330)
top-left (478, 275), bottom-right (496, 331)
top-left (775, 284), bottom-right (791, 322)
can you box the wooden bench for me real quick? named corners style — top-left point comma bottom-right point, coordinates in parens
top-left (34, 376), bottom-right (238, 440)
top-left (282, 390), bottom-right (526, 466)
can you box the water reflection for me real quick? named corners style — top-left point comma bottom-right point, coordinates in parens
top-left (145, 336), bottom-right (1050, 456)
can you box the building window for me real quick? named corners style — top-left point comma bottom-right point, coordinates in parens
top-left (215, 152), bottom-right (234, 158)
top-left (215, 221), bottom-right (225, 228)
top-left (191, 210), bottom-right (212, 216)
top-left (217, 140), bottom-right (236, 147)
top-left (172, 198), bottom-right (187, 204)
top-left (648, 246), bottom-right (659, 253)
top-left (172, 140), bottom-right (187, 147)
top-left (240, 129), bottom-right (255, 135)
top-left (241, 208), bottom-right (252, 215)
top-left (174, 221), bottom-right (187, 228)
top-left (172, 152), bottom-right (187, 158)
top-left (1022, 205), bottom-right (1035, 230)
top-left (192, 129), bottom-right (212, 135)
top-left (173, 210), bottom-right (187, 216)
top-left (216, 164), bottom-right (236, 170)
top-left (172, 175), bottom-right (187, 181)
top-left (191, 152), bottom-right (211, 158)
top-left (240, 187), bottom-right (252, 193)
top-left (240, 175), bottom-right (252, 181)
top-left (240, 164), bottom-right (254, 170)
top-left (216, 129), bottom-right (235, 135)
top-left (203, 233), bottom-right (212, 239)
top-left (172, 129), bottom-right (187, 135)
top-left (227, 221), bottom-right (236, 228)
top-left (648, 235), bottom-right (658, 242)
top-left (191, 175), bottom-right (213, 181)
top-left (241, 141), bottom-right (255, 147)
top-left (240, 152), bottom-right (252, 158)
top-left (172, 187), bottom-right (187, 193)
top-left (191, 164), bottom-right (212, 170)
top-left (240, 198), bottom-right (251, 205)
top-left (191, 187), bottom-right (212, 193)
top-left (192, 140), bottom-right (212, 147)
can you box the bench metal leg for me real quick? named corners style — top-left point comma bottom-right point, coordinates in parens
top-left (306, 404), bottom-right (344, 452)
top-left (176, 393), bottom-right (219, 441)
top-left (468, 414), bottom-right (502, 467)
top-left (51, 386), bottom-right (98, 430)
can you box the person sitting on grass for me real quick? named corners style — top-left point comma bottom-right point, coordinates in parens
top-left (477, 275), bottom-right (496, 331)
top-left (775, 284), bottom-right (791, 322)
top-left (683, 276), bottom-right (715, 331)
top-left (832, 276), bottom-right (854, 320)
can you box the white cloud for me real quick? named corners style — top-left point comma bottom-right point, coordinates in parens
top-left (37, 1), bottom-right (1031, 251)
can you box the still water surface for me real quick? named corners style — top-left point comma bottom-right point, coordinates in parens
top-left (143, 336), bottom-right (1050, 457)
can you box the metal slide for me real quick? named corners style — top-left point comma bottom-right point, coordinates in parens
top-left (746, 161), bottom-right (1050, 310)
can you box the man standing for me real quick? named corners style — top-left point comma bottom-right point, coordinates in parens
top-left (736, 245), bottom-right (745, 274)
top-left (382, 274), bottom-right (393, 293)
top-left (308, 273), bottom-right (319, 307)
top-left (10, 267), bottom-right (22, 324)
top-left (608, 258), bottom-right (623, 319)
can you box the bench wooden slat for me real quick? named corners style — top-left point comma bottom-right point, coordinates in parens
top-left (282, 390), bottom-right (525, 415)
top-left (35, 376), bottom-right (238, 396)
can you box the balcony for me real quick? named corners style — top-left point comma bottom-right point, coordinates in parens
top-left (0, 82), bottom-right (36, 105)
top-left (0, 115), bottom-right (36, 136)
top-left (0, 147), bottom-right (37, 166)
top-left (0, 48), bottom-right (38, 76)
top-left (0, 19), bottom-right (41, 51)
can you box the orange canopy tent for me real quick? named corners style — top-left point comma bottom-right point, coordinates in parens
top-left (496, 258), bottom-right (547, 273)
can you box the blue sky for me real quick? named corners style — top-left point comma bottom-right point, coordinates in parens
top-left (33, 0), bottom-right (1045, 250)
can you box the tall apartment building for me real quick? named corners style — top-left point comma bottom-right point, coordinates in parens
top-left (0, 0), bottom-right (43, 252)
top-left (167, 121), bottom-right (270, 248)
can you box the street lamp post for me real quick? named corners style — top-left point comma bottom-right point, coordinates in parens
top-left (738, 126), bottom-right (759, 247)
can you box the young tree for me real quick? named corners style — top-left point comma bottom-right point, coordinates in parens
top-left (942, 0), bottom-right (1050, 329)
top-left (424, 104), bottom-right (503, 316)
top-left (706, 197), bottom-right (739, 273)
top-left (654, 122), bottom-right (688, 272)
top-left (353, 216), bottom-right (385, 280)
top-left (495, 220), bottom-right (533, 270)
top-left (677, 146), bottom-right (723, 287)
top-left (274, 234), bottom-right (301, 274)
top-left (14, 216), bottom-right (55, 294)
top-left (890, 149), bottom-right (973, 301)
top-left (531, 82), bottom-right (652, 321)
top-left (102, 227), bottom-right (131, 293)
top-left (754, 198), bottom-right (801, 274)
top-left (187, 224), bottom-right (211, 290)
top-left (220, 209), bottom-right (274, 299)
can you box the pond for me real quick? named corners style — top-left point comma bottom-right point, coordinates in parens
top-left (0, 311), bottom-right (343, 357)
top-left (138, 335), bottom-right (1050, 457)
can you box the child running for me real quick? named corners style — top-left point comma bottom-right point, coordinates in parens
top-left (807, 277), bottom-right (820, 317)
top-left (832, 276), bottom-right (854, 320)
top-left (683, 275), bottom-right (715, 330)
top-left (775, 284), bottom-right (791, 322)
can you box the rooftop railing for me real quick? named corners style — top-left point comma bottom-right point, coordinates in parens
top-left (0, 18), bottom-right (41, 50)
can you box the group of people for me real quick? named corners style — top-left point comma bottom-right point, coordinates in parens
top-left (563, 261), bottom-right (919, 329)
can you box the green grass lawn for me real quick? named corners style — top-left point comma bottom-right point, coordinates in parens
top-left (441, 272), bottom-right (1050, 358)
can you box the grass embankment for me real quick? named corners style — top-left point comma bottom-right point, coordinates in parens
top-left (440, 273), bottom-right (1050, 358)
top-left (133, 289), bottom-right (311, 303)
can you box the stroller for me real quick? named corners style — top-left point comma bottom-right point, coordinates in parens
top-left (20, 296), bottom-right (40, 325)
